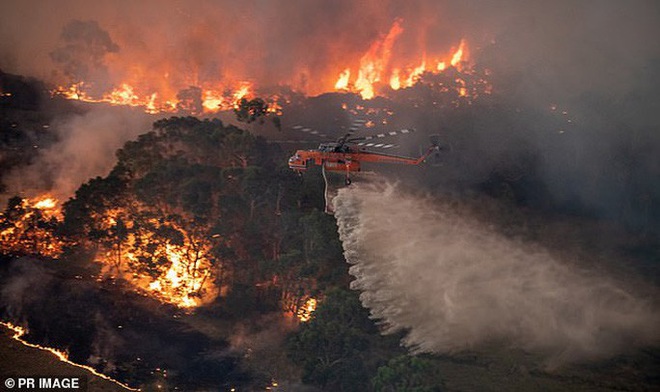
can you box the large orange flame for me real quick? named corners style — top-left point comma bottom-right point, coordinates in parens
top-left (0, 194), bottom-right (217, 309)
top-left (94, 206), bottom-right (219, 309)
top-left (332, 20), bottom-right (471, 99)
top-left (334, 68), bottom-right (351, 90)
top-left (53, 80), bottom-right (256, 115)
top-left (352, 18), bottom-right (405, 99)
top-left (48, 17), bottom-right (481, 113)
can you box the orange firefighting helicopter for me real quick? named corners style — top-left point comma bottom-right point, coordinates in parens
top-left (287, 121), bottom-right (440, 185)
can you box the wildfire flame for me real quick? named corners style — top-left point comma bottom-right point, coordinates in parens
top-left (351, 18), bottom-right (405, 100)
top-left (53, 80), bottom-right (255, 115)
top-left (450, 39), bottom-right (467, 67)
top-left (1, 194), bottom-right (218, 310)
top-left (335, 68), bottom-right (351, 90)
top-left (144, 243), bottom-right (216, 309)
top-left (333, 20), bottom-right (471, 99)
top-left (46, 17), bottom-right (482, 114)
top-left (296, 298), bottom-right (317, 322)
top-left (32, 195), bottom-right (59, 215)
top-left (0, 321), bottom-right (139, 391)
top-left (0, 195), bottom-right (64, 258)
top-left (96, 208), bottom-right (219, 309)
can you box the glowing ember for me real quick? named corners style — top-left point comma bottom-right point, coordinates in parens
top-left (0, 321), bottom-right (138, 391)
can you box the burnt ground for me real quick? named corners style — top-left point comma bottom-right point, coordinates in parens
top-left (0, 323), bottom-right (130, 391)
top-left (0, 256), bottom-right (254, 391)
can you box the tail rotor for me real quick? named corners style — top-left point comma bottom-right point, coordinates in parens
top-left (429, 134), bottom-right (441, 147)
top-left (424, 134), bottom-right (449, 166)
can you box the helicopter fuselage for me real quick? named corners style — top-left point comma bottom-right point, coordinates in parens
top-left (288, 149), bottom-right (361, 173)
top-left (288, 144), bottom-right (437, 176)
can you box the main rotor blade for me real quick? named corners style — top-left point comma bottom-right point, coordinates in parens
top-left (291, 125), bottom-right (327, 138)
top-left (347, 118), bottom-right (367, 133)
top-left (269, 139), bottom-right (319, 144)
top-left (340, 118), bottom-right (368, 142)
top-left (356, 142), bottom-right (397, 149)
top-left (348, 128), bottom-right (415, 142)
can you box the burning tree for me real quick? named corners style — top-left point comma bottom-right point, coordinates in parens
top-left (89, 200), bottom-right (220, 308)
top-left (1, 109), bottom-right (344, 319)
top-left (60, 121), bottom-right (234, 308)
top-left (0, 195), bottom-right (64, 258)
top-left (50, 20), bottom-right (119, 97)
top-left (60, 117), bottom-right (319, 311)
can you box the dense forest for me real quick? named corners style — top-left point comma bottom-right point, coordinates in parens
top-left (0, 86), bottom-right (422, 389)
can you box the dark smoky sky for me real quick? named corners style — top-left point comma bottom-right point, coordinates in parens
top-left (0, 0), bottom-right (648, 83)
top-left (468, 1), bottom-right (660, 225)
top-left (1, 0), bottom-right (656, 93)
top-left (471, 1), bottom-right (660, 101)
top-left (0, 1), bottom-right (457, 93)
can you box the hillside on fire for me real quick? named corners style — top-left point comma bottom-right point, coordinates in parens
top-left (1, 75), bottom-right (659, 390)
top-left (0, 112), bottom-right (347, 389)
top-left (2, 1), bottom-right (660, 391)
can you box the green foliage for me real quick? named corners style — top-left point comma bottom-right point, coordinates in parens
top-left (271, 115), bottom-right (282, 131)
top-left (234, 97), bottom-right (269, 124)
top-left (298, 210), bottom-right (348, 287)
top-left (58, 116), bottom-right (347, 315)
top-left (287, 288), bottom-right (383, 391)
top-left (62, 174), bottom-right (128, 235)
top-left (5, 114), bottom-right (381, 385)
top-left (372, 355), bottom-right (445, 392)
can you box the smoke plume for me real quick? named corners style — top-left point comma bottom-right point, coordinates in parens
top-left (333, 181), bottom-right (659, 367)
top-left (4, 106), bottom-right (152, 201)
top-left (49, 19), bottom-right (119, 94)
top-left (0, 258), bottom-right (53, 321)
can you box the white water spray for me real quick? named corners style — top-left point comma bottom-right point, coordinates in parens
top-left (333, 181), bottom-right (659, 366)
